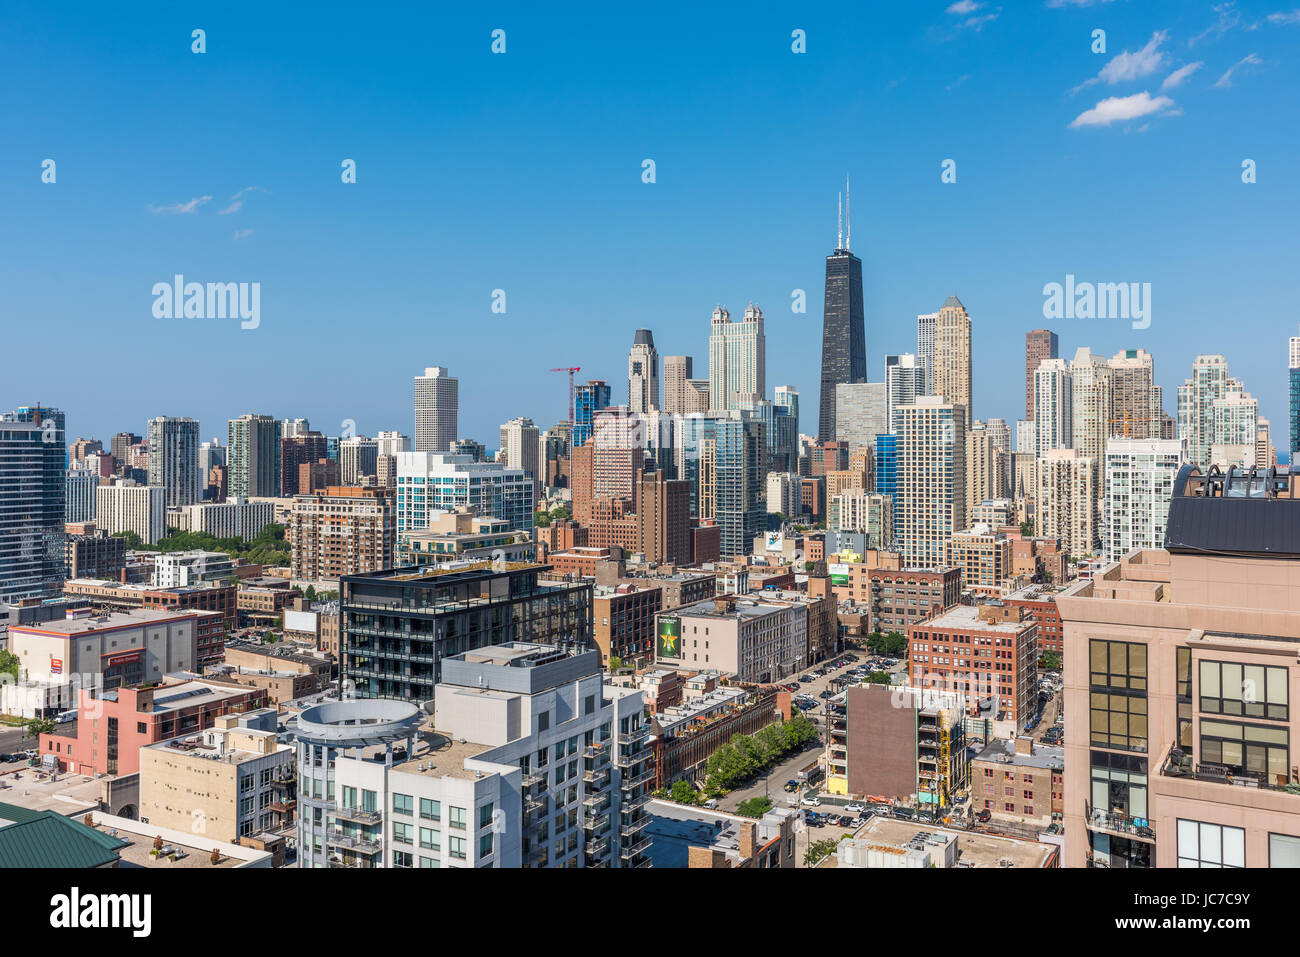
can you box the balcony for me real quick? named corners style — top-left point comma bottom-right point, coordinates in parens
top-left (620, 836), bottom-right (652, 859)
top-left (620, 767), bottom-right (654, 790)
top-left (583, 812), bottom-right (611, 834)
top-left (584, 768), bottom-right (611, 788)
top-left (1085, 803), bottom-right (1155, 844)
top-left (330, 806), bottom-right (382, 825)
top-left (585, 836), bottom-right (610, 858)
top-left (326, 830), bottom-right (382, 855)
top-left (620, 816), bottom-right (649, 839)
top-left (1160, 744), bottom-right (1300, 796)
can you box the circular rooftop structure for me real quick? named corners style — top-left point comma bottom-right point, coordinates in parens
top-left (294, 698), bottom-right (426, 747)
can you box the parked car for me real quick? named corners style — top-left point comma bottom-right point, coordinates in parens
top-left (22, 749), bottom-right (37, 759)
top-left (975, 808), bottom-right (992, 824)
top-left (844, 803), bottom-right (865, 814)
top-left (805, 812), bottom-right (825, 827)
top-left (784, 779), bottom-right (799, 792)
top-left (801, 674), bottom-right (816, 682)
top-left (0, 753), bottom-right (20, 763)
top-left (801, 796), bottom-right (821, 807)
top-left (891, 807), bottom-right (915, 820)
top-left (702, 799), bottom-right (718, 810)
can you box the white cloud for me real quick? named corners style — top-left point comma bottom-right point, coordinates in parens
top-left (1266, 9), bottom-right (1300, 24)
top-left (946, 0), bottom-right (981, 13)
top-left (1047, 0), bottom-right (1115, 7)
top-left (1215, 52), bottom-right (1262, 87)
top-left (233, 229), bottom-right (255, 241)
top-left (1069, 90), bottom-right (1176, 127)
top-left (1161, 61), bottom-right (1204, 88)
top-left (148, 196), bottom-right (212, 215)
top-left (1071, 30), bottom-right (1169, 94)
top-left (1191, 2), bottom-right (1243, 45)
top-left (219, 185), bottom-right (267, 216)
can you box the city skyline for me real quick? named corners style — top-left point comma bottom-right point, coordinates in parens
top-left (3, 4), bottom-right (1297, 448)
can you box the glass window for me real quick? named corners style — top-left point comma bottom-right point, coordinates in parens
top-left (419, 827), bottom-right (440, 851)
top-left (392, 821), bottom-right (413, 845)
top-left (1199, 719), bottom-right (1290, 784)
top-left (419, 856), bottom-right (440, 868)
top-left (479, 833), bottom-right (494, 858)
top-left (420, 798), bottom-right (441, 821)
top-left (449, 835), bottom-right (467, 860)
top-left (1199, 660), bottom-right (1288, 720)
top-left (1089, 640), bottom-right (1148, 752)
top-left (1177, 819), bottom-right (1244, 868)
top-left (1269, 833), bottom-right (1300, 868)
top-left (392, 793), bottom-right (413, 815)
top-left (479, 803), bottom-right (494, 830)
top-left (449, 806), bottom-right (467, 830)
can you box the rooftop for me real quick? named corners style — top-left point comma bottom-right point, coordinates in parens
top-left (12, 608), bottom-right (199, 636)
top-left (975, 740), bottom-right (1065, 772)
top-left (390, 731), bottom-right (494, 781)
top-left (920, 603), bottom-right (1033, 634)
top-left (1165, 464), bottom-right (1300, 557)
top-left (824, 817), bottom-right (1056, 868)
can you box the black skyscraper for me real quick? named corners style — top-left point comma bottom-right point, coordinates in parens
top-left (818, 197), bottom-right (867, 441)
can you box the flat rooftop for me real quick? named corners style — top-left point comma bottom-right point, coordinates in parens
top-left (921, 604), bottom-right (1032, 634)
top-left (390, 731), bottom-right (493, 781)
top-left (12, 608), bottom-right (195, 635)
top-left (975, 741), bottom-right (1064, 772)
top-left (823, 817), bottom-right (1056, 868)
top-left (100, 680), bottom-right (259, 713)
top-left (675, 597), bottom-right (788, 620)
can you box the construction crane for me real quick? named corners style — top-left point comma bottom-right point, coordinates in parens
top-left (550, 367), bottom-right (581, 424)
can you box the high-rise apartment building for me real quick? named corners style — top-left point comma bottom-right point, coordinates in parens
top-left (965, 421), bottom-right (1006, 521)
top-left (289, 486), bottom-right (396, 584)
top-left (1036, 449), bottom-right (1099, 559)
top-left (147, 416), bottom-right (201, 507)
top-left (1033, 358), bottom-right (1072, 458)
top-left (499, 416), bottom-right (541, 499)
top-left (1108, 348), bottom-right (1159, 439)
top-left (339, 436), bottom-right (379, 485)
top-left (281, 429), bottom-right (328, 496)
top-left (834, 382), bottom-right (888, 453)
top-left (573, 380), bottom-right (612, 450)
top-left (1060, 468), bottom-right (1300, 868)
top-left (885, 354), bottom-right (924, 433)
top-left (395, 453), bottom-right (535, 534)
top-left (1290, 331), bottom-right (1300, 462)
top-left (1102, 438), bottom-right (1181, 561)
top-left (228, 414), bottom-right (282, 499)
top-left (628, 329), bottom-right (660, 413)
top-left (96, 482), bottom-right (167, 545)
top-left (65, 468), bottom-right (98, 524)
top-left (0, 406), bottom-right (66, 602)
top-left (709, 305), bottom-right (766, 412)
top-left (1024, 329), bottom-right (1058, 420)
top-left (1070, 348), bottom-right (1112, 472)
top-left (935, 296), bottom-right (972, 427)
top-left (1177, 354), bottom-right (1253, 469)
top-left (110, 432), bottom-right (140, 468)
top-left (414, 366), bottom-right (458, 453)
top-left (895, 397), bottom-right (966, 569)
top-left (662, 356), bottom-right (693, 414)
top-left (916, 313), bottom-right (937, 395)
top-left (818, 213), bottom-right (867, 441)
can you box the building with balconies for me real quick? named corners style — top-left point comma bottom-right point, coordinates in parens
top-left (1059, 464), bottom-right (1300, 868)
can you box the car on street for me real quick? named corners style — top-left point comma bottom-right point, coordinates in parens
top-left (784, 779), bottom-right (799, 792)
top-left (801, 674), bottom-right (816, 682)
top-left (22, 749), bottom-right (37, 759)
top-left (818, 690), bottom-right (836, 699)
top-left (0, 753), bottom-right (20, 763)
top-left (801, 796), bottom-right (821, 807)
top-left (844, 803), bottom-right (865, 814)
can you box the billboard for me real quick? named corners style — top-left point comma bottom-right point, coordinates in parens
top-left (828, 562), bottom-right (850, 586)
top-left (764, 531), bottom-right (784, 552)
top-left (656, 617), bottom-right (681, 660)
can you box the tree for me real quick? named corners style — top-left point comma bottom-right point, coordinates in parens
top-left (304, 585), bottom-right (317, 601)
top-left (803, 838), bottom-right (839, 866)
top-left (25, 718), bottom-right (55, 737)
top-left (608, 655), bottom-right (623, 672)
top-left (737, 796), bottom-right (773, 818)
top-left (884, 631), bottom-right (907, 657)
top-left (1020, 520), bottom-right (1035, 538)
top-left (0, 649), bottom-right (19, 681)
top-left (1039, 652), bottom-right (1062, 671)
top-left (864, 670), bottom-right (891, 685)
top-left (669, 779), bottom-right (701, 805)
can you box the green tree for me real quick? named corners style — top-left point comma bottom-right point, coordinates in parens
top-left (1020, 520), bottom-right (1035, 538)
top-left (865, 670), bottom-right (892, 685)
top-left (534, 509), bottom-right (552, 527)
top-left (25, 718), bottom-right (55, 737)
top-left (1039, 652), bottom-right (1062, 671)
top-left (803, 837), bottom-right (839, 866)
top-left (884, 631), bottom-right (907, 657)
top-left (669, 779), bottom-right (701, 805)
top-left (737, 796), bottom-right (773, 818)
top-left (0, 649), bottom-right (19, 681)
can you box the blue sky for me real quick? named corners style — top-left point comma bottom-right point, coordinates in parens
top-left (2, 1), bottom-right (1298, 451)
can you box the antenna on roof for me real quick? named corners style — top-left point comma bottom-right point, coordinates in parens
top-left (845, 174), bottom-right (851, 251)
top-left (837, 191), bottom-right (843, 250)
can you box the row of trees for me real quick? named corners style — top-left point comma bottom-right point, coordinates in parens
top-left (702, 711), bottom-right (818, 795)
top-left (112, 523), bottom-right (291, 566)
top-left (534, 506), bottom-right (571, 527)
top-left (864, 631), bottom-right (907, 657)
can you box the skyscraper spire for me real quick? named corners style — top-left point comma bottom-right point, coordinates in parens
top-left (846, 174), bottom-right (851, 251)
top-left (837, 191), bottom-right (843, 250)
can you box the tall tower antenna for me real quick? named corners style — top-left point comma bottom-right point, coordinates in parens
top-left (837, 191), bottom-right (843, 250)
top-left (846, 175), bottom-right (851, 251)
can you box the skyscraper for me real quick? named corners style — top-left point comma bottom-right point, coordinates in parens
top-left (414, 366), bottom-right (458, 453)
top-left (895, 397), bottom-right (966, 569)
top-left (1037, 449), bottom-right (1099, 559)
top-left (1070, 347), bottom-right (1112, 469)
top-left (573, 379), bottom-right (612, 449)
top-left (916, 313), bottom-right (938, 395)
top-left (500, 416), bottom-right (541, 498)
top-left (935, 296), bottom-right (972, 427)
top-left (1033, 358), bottom-right (1072, 458)
top-left (709, 304), bottom-right (766, 412)
top-left (628, 329), bottom-right (659, 413)
top-left (339, 435), bottom-right (379, 485)
top-left (662, 355), bottom-right (694, 414)
top-left (147, 416), bottom-right (201, 507)
top-left (280, 431), bottom-right (326, 496)
top-left (1102, 438), bottom-right (1181, 561)
top-left (1177, 354), bottom-right (1257, 469)
top-left (818, 191), bottom-right (866, 440)
top-left (834, 382), bottom-right (888, 452)
top-left (1108, 348), bottom-right (1159, 440)
top-left (227, 414), bottom-right (282, 499)
top-left (0, 405), bottom-right (66, 602)
top-left (1024, 329), bottom-right (1058, 420)
top-left (885, 353), bottom-right (925, 433)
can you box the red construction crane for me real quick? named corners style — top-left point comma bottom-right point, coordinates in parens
top-left (550, 367), bottom-right (581, 424)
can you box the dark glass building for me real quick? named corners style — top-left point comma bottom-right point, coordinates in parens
top-left (0, 405), bottom-right (66, 603)
top-left (818, 245), bottom-right (867, 441)
top-left (339, 562), bottom-right (593, 702)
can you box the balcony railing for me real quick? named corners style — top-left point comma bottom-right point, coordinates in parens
top-left (330, 806), bottom-right (382, 825)
top-left (1160, 744), bottom-right (1300, 796)
top-left (1085, 803), bottom-right (1155, 843)
top-left (620, 836), bottom-right (652, 858)
top-left (326, 831), bottom-right (382, 854)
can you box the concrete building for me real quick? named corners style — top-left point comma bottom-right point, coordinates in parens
top-left (1037, 448), bottom-right (1100, 559)
top-left (834, 381), bottom-right (888, 452)
top-left (628, 329), bottom-right (660, 413)
top-left (766, 471), bottom-right (801, 518)
top-left (147, 416), bottom-right (201, 507)
top-left (1109, 348), bottom-right (1160, 439)
top-left (95, 483), bottom-right (167, 545)
top-left (972, 736), bottom-right (1064, 826)
top-left (1025, 329), bottom-right (1058, 420)
top-left (1033, 358), bottom-right (1072, 458)
top-left (1103, 438), bottom-right (1181, 561)
top-left (339, 436), bottom-right (379, 486)
top-left (1177, 354), bottom-right (1257, 470)
top-left (966, 420), bottom-right (1006, 518)
top-left (66, 468), bottom-right (98, 524)
top-left (895, 397), bottom-right (966, 570)
top-left (289, 487), bottom-right (396, 586)
top-left (935, 296), bottom-right (972, 427)
top-left (153, 550), bottom-right (237, 587)
top-left (499, 416), bottom-right (541, 499)
top-left (916, 312), bottom-right (937, 395)
top-left (662, 355), bottom-right (694, 415)
top-left (593, 583), bottom-right (662, 667)
top-left (414, 366), bottom-right (458, 454)
top-left (654, 594), bottom-right (808, 683)
top-left (171, 497), bottom-right (274, 540)
top-left (946, 524), bottom-right (1012, 597)
top-left (1060, 465), bottom-right (1300, 868)
top-left (139, 710), bottom-right (294, 841)
top-left (1070, 347), bottom-right (1112, 470)
top-left (885, 353), bottom-right (924, 434)
top-left (227, 414), bottom-right (282, 499)
top-left (396, 506), bottom-right (532, 568)
top-left (280, 430), bottom-right (328, 497)
top-left (708, 304), bottom-right (765, 412)
top-left (396, 452), bottom-right (534, 535)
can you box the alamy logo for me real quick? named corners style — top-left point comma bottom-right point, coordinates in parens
top-left (152, 274), bottom-right (260, 329)
top-left (1042, 274), bottom-right (1150, 330)
top-left (50, 888), bottom-right (151, 938)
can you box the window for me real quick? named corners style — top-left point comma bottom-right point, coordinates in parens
top-left (1200, 660), bottom-right (1288, 721)
top-left (479, 803), bottom-right (495, 830)
top-left (392, 850), bottom-right (414, 868)
top-left (1177, 820), bottom-right (1244, 868)
top-left (449, 806), bottom-right (467, 830)
top-left (449, 835), bottom-right (467, 860)
top-left (1269, 833), bottom-right (1300, 868)
top-left (392, 793), bottom-right (413, 815)
top-left (538, 711), bottom-right (550, 732)
top-left (419, 856), bottom-right (440, 868)
top-left (392, 822), bottom-right (413, 845)
top-left (1089, 640), bottom-right (1148, 752)
top-left (419, 827), bottom-right (440, 851)
top-left (1199, 719), bottom-right (1289, 784)
top-left (420, 798), bottom-right (441, 821)
top-left (479, 833), bottom-right (494, 857)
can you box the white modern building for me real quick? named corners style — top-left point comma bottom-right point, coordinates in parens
top-left (96, 482), bottom-right (167, 544)
top-left (708, 304), bottom-right (766, 412)
top-left (153, 550), bottom-right (238, 588)
top-left (395, 452), bottom-right (534, 534)
top-left (414, 366), bottom-right (458, 454)
top-left (66, 468), bottom-right (99, 523)
top-left (1033, 358), bottom-right (1072, 458)
top-left (1102, 438), bottom-right (1181, 561)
